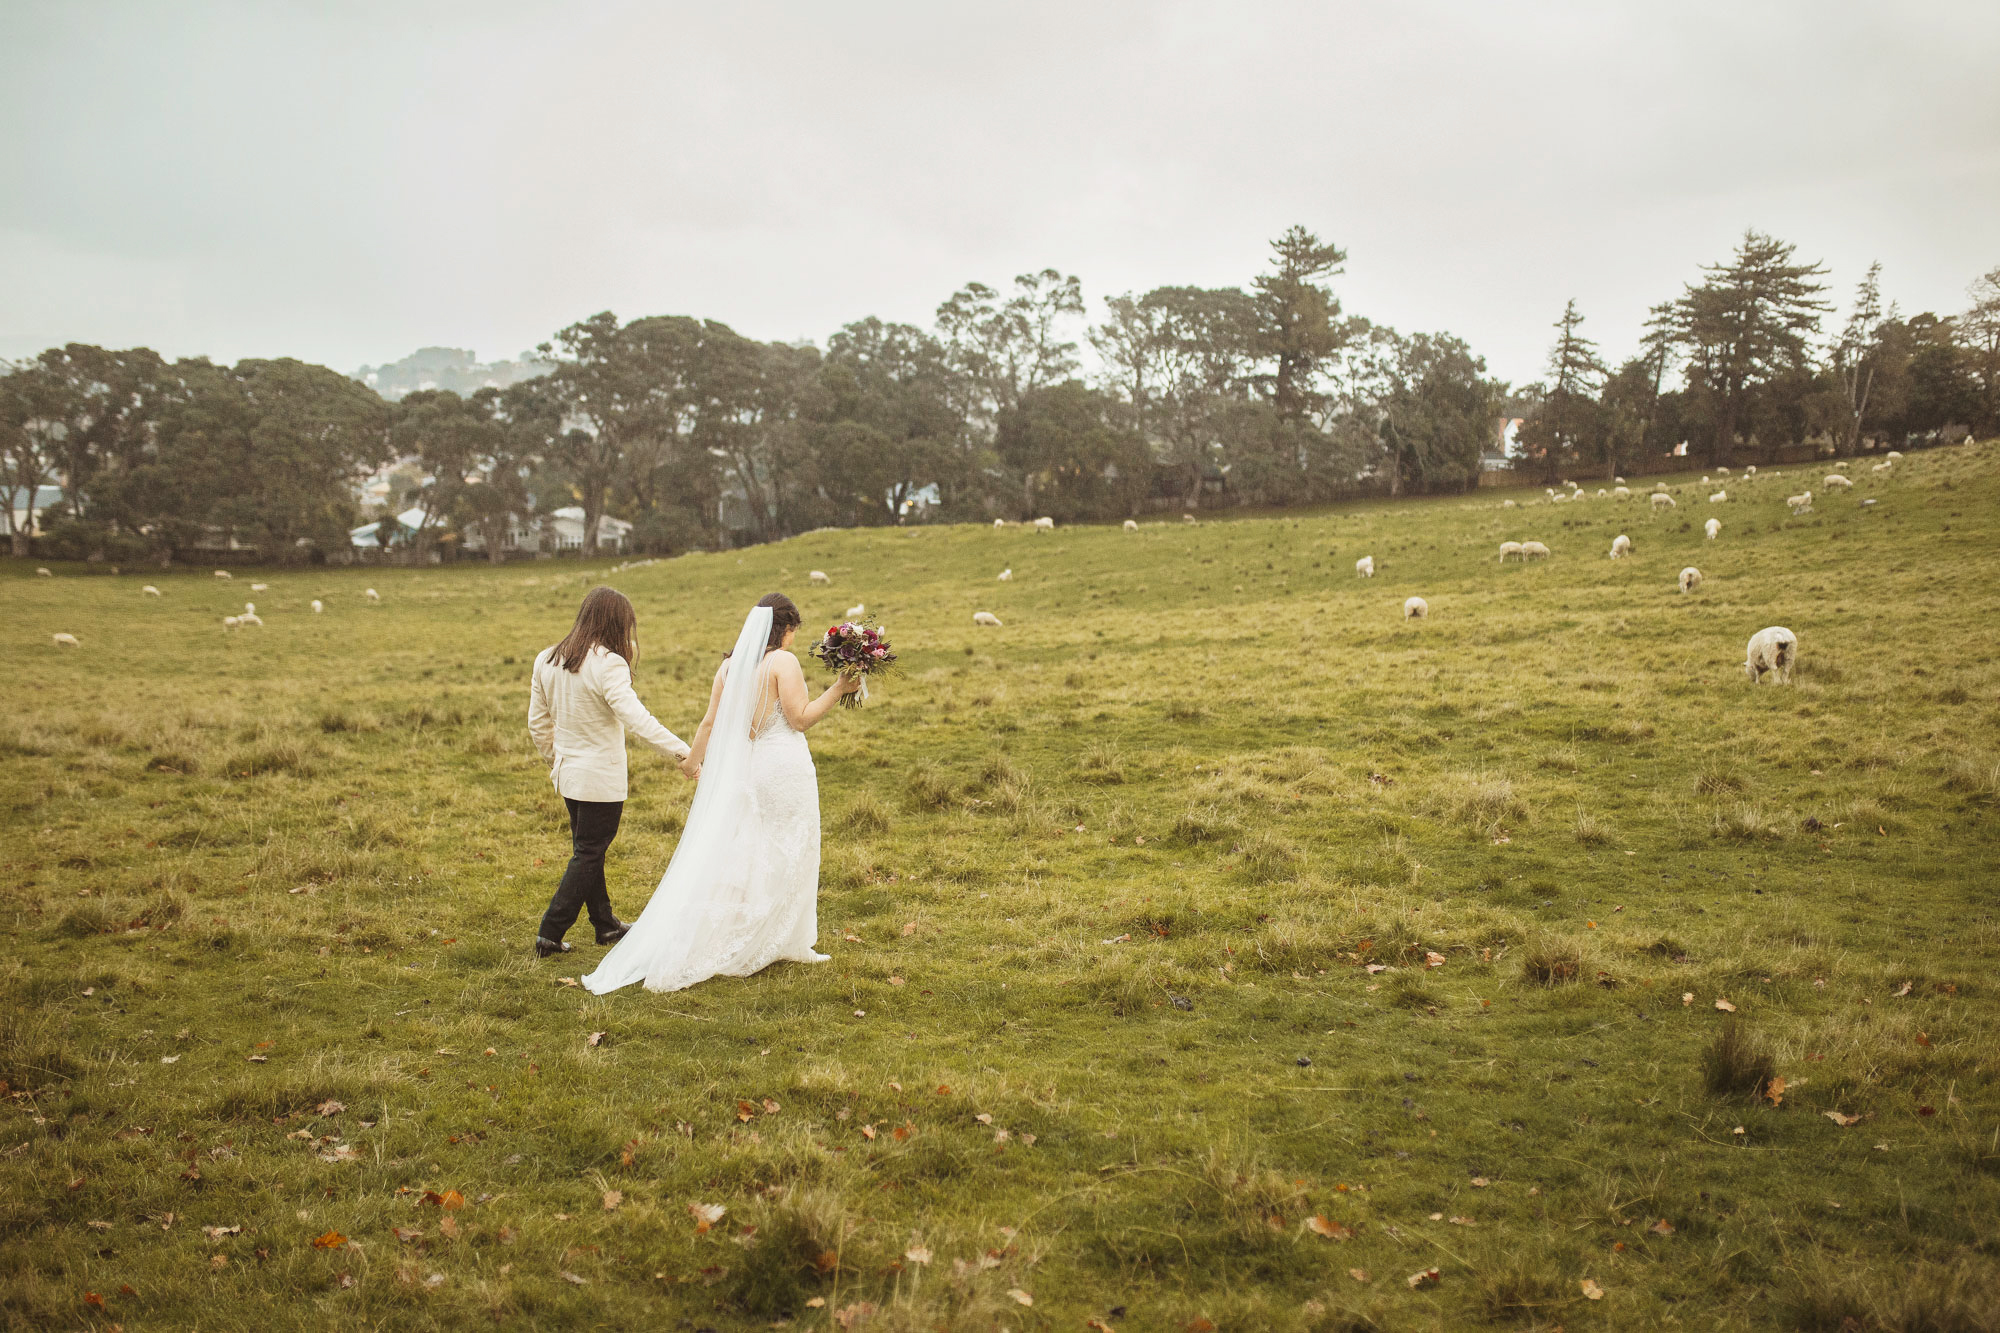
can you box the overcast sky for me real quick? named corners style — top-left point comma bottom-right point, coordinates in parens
top-left (4, 0), bottom-right (1996, 386)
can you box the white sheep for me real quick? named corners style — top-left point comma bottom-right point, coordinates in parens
top-left (1609, 534), bottom-right (1632, 560)
top-left (1182, 513), bottom-right (1197, 524)
top-left (1872, 461), bottom-right (1892, 474)
top-left (808, 571), bottom-right (830, 586)
top-left (1614, 476), bottom-right (1626, 484)
top-left (1709, 490), bottom-right (1727, 503)
top-left (1746, 465), bottom-right (1757, 476)
top-left (244, 601), bottom-right (256, 615)
top-left (1787, 491), bottom-right (1813, 515)
top-left (1885, 450), bottom-right (1903, 462)
top-left (997, 568), bottom-right (1012, 582)
top-left (1745, 626), bottom-right (1798, 684)
top-left (364, 587), bottom-right (381, 601)
top-left (844, 604), bottom-right (866, 620)
top-left (1701, 475), bottom-right (1711, 485)
top-left (222, 615), bottom-right (240, 628)
top-left (993, 518), bottom-right (1006, 528)
top-left (1520, 541), bottom-right (1551, 560)
top-left (35, 567), bottom-right (51, 577)
top-left (250, 582), bottom-right (270, 592)
top-left (1833, 461), bottom-right (1848, 471)
top-left (1717, 466), bottom-right (1730, 476)
top-left (1679, 567), bottom-right (1703, 594)
top-left (1033, 516), bottom-right (1055, 530)
top-left (51, 632), bottom-right (79, 647)
top-left (238, 611), bottom-right (263, 626)
top-left (1613, 486), bottom-right (1630, 500)
top-left (1123, 519), bottom-right (1139, 531)
top-left (1705, 518), bottom-right (1721, 540)
top-left (1650, 493), bottom-right (1677, 511)
top-left (1498, 541), bottom-right (1524, 562)
top-left (214, 570), bottom-right (232, 579)
top-left (1355, 556), bottom-right (1375, 578)
top-left (311, 599), bottom-right (323, 614)
top-left (1595, 488), bottom-right (1607, 499)
top-left (1403, 596), bottom-right (1428, 620)
top-left (142, 585), bottom-right (161, 596)
top-left (1502, 498), bottom-right (1517, 508)
top-left (1551, 492), bottom-right (1569, 504)
top-left (972, 611), bottom-right (1003, 627)
top-left (1824, 474), bottom-right (1853, 490)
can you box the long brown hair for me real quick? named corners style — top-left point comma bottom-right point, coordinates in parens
top-left (723, 593), bottom-right (802, 659)
top-left (551, 586), bottom-right (638, 671)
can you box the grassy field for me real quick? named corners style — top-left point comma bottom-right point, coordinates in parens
top-left (3, 445), bottom-right (1998, 1333)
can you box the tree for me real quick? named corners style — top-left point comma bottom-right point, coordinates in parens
top-left (935, 270), bottom-right (1085, 450)
top-left (0, 359), bottom-right (72, 556)
top-left (1104, 286), bottom-right (1260, 508)
top-left (696, 331), bottom-right (821, 545)
top-left (1961, 266), bottom-right (2000, 436)
top-left (1252, 225), bottom-right (1351, 424)
top-left (1377, 332), bottom-right (1504, 496)
top-left (817, 318), bottom-right (961, 525)
top-left (1671, 230), bottom-right (1829, 464)
top-left (392, 389), bottom-right (503, 560)
top-left (1829, 262), bottom-right (1889, 456)
top-left (1516, 300), bottom-right (1606, 482)
top-left (993, 381), bottom-right (1149, 522)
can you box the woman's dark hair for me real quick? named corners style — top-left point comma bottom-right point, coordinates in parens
top-left (550, 586), bottom-right (639, 671)
top-left (725, 593), bottom-right (802, 658)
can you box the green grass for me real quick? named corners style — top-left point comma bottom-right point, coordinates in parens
top-left (3, 445), bottom-right (1999, 1331)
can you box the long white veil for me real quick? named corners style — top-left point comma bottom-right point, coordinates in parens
top-left (582, 605), bottom-right (774, 995)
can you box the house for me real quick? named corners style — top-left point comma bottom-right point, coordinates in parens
top-left (5, 484), bottom-right (64, 538)
top-left (548, 507), bottom-right (632, 553)
top-left (348, 507), bottom-right (432, 550)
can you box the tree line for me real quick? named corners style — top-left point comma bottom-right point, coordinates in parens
top-left (5, 227), bottom-right (1995, 562)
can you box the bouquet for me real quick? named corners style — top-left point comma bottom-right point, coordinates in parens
top-left (808, 619), bottom-right (898, 708)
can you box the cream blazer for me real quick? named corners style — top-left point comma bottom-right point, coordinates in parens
top-left (528, 643), bottom-right (689, 803)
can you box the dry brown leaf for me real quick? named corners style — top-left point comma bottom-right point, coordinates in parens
top-left (974, 1112), bottom-right (993, 1125)
top-left (561, 1272), bottom-right (587, 1285)
top-left (1348, 1268), bottom-right (1370, 1283)
top-left (1448, 1215), bottom-right (1476, 1226)
top-left (1824, 1110), bottom-right (1864, 1127)
top-left (1581, 1278), bottom-right (1605, 1300)
top-left (688, 1203), bottom-right (725, 1233)
top-left (311, 1230), bottom-right (347, 1249)
top-left (1008, 1288), bottom-right (1034, 1306)
top-left (1915, 1032), bottom-right (1932, 1048)
top-left (1892, 981), bottom-right (1912, 997)
top-left (555, 977), bottom-right (580, 988)
top-left (602, 1190), bottom-right (622, 1211)
top-left (438, 1215), bottom-right (459, 1239)
top-left (1306, 1215), bottom-right (1353, 1240)
top-left (1714, 998), bottom-right (1737, 1013)
top-left (1424, 951), bottom-right (1446, 969)
top-left (1648, 1218), bottom-right (1675, 1236)
top-left (762, 1098), bottom-right (780, 1114)
top-left (1469, 1177), bottom-right (1489, 1187)
top-left (901, 922), bottom-right (917, 936)
top-left (585, 1031), bottom-right (606, 1048)
top-left (393, 1226), bottom-right (422, 1243)
top-left (1682, 992), bottom-right (1695, 1006)
top-left (860, 1124), bottom-right (877, 1140)
top-left (1764, 1075), bottom-right (1786, 1107)
top-left (1407, 1267), bottom-right (1440, 1289)
top-left (904, 1244), bottom-right (931, 1265)
top-left (888, 976), bottom-right (905, 986)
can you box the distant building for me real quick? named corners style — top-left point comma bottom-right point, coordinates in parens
top-left (5, 484), bottom-right (64, 537)
top-left (351, 347), bottom-right (552, 402)
top-left (548, 507), bottom-right (632, 553)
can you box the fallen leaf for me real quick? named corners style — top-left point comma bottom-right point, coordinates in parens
top-left (312, 1230), bottom-right (347, 1249)
top-left (393, 1226), bottom-right (422, 1243)
top-left (806, 1296), bottom-right (827, 1308)
top-left (315, 1100), bottom-right (345, 1116)
top-left (1365, 963), bottom-right (1389, 975)
top-left (904, 1245), bottom-right (931, 1265)
top-left (1682, 992), bottom-right (1694, 1006)
top-left (1915, 1032), bottom-right (1931, 1048)
top-left (935, 1084), bottom-right (951, 1095)
top-left (1581, 1278), bottom-right (1605, 1300)
top-left (888, 976), bottom-right (905, 986)
top-left (892, 1124), bottom-right (911, 1141)
top-left (901, 922), bottom-right (917, 936)
top-left (561, 1272), bottom-right (587, 1285)
top-left (1008, 1288), bottom-right (1034, 1306)
top-left (202, 1224), bottom-right (241, 1239)
top-left (1714, 998), bottom-right (1736, 1013)
top-left (1407, 1267), bottom-right (1440, 1289)
top-left (438, 1216), bottom-right (459, 1239)
top-left (555, 977), bottom-right (580, 988)
top-left (211, 1253), bottom-right (228, 1269)
top-left (688, 1203), bottom-right (725, 1233)
top-left (1448, 1215), bottom-right (1476, 1226)
top-left (585, 1032), bottom-right (606, 1048)
top-left (762, 1098), bottom-right (780, 1114)
top-left (1892, 981), bottom-right (1912, 997)
top-left (1764, 1075), bottom-right (1786, 1107)
top-left (1424, 951), bottom-right (1446, 969)
top-left (1649, 1218), bottom-right (1676, 1236)
top-left (1470, 1177), bottom-right (1489, 1187)
top-left (1918, 1105), bottom-right (1936, 1117)
top-left (1306, 1215), bottom-right (1353, 1240)
top-left (161, 1055), bottom-right (179, 1063)
top-left (1349, 1268), bottom-right (1370, 1282)
top-left (975, 1112), bottom-right (993, 1125)
top-left (842, 931), bottom-right (862, 943)
top-left (602, 1190), bottom-right (622, 1211)
top-left (860, 1124), bottom-right (877, 1140)
top-left (1824, 1111), bottom-right (1864, 1127)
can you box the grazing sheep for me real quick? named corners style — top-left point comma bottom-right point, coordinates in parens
top-left (214, 570), bottom-right (232, 579)
top-left (1746, 465), bottom-right (1757, 476)
top-left (844, 604), bottom-right (865, 620)
top-left (1355, 556), bottom-right (1375, 577)
top-left (1824, 474), bottom-right (1853, 489)
top-left (997, 568), bottom-right (1012, 581)
top-left (1705, 518), bottom-right (1721, 540)
top-left (51, 632), bottom-right (79, 647)
top-left (35, 567), bottom-right (51, 577)
top-left (1679, 567), bottom-right (1703, 594)
top-left (1613, 486), bottom-right (1630, 499)
top-left (1498, 541), bottom-right (1525, 562)
top-left (238, 611), bottom-right (263, 626)
top-left (1701, 475), bottom-right (1711, 485)
top-left (1182, 513), bottom-right (1197, 523)
top-left (1787, 491), bottom-right (1813, 515)
top-left (1745, 626), bottom-right (1798, 684)
top-left (1403, 596), bottom-right (1429, 620)
top-left (1650, 492), bottom-right (1677, 511)
top-left (1614, 476), bottom-right (1626, 484)
top-left (1123, 519), bottom-right (1139, 531)
top-left (1885, 450), bottom-right (1903, 461)
top-left (1520, 541), bottom-right (1551, 560)
top-left (244, 601), bottom-right (256, 615)
top-left (972, 611), bottom-right (1003, 627)
top-left (1033, 516), bottom-right (1055, 530)
top-left (142, 585), bottom-right (161, 596)
top-left (1872, 461), bottom-right (1892, 474)
top-left (364, 587), bottom-right (381, 601)
top-left (311, 599), bottom-right (323, 614)
top-left (808, 571), bottom-right (830, 586)
top-left (1709, 490), bottom-right (1727, 503)
top-left (1654, 481), bottom-right (1669, 492)
top-left (1832, 461), bottom-right (1848, 471)
top-left (1551, 492), bottom-right (1569, 504)
top-left (1502, 498), bottom-right (1517, 508)
top-left (222, 615), bottom-right (240, 628)
top-left (1717, 466), bottom-right (1730, 476)
top-left (1595, 488), bottom-right (1607, 498)
top-left (1609, 534), bottom-right (1632, 560)
top-left (250, 582), bottom-right (270, 592)
top-left (993, 518), bottom-right (1006, 527)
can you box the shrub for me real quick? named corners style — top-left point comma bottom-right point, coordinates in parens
top-left (1694, 762), bottom-right (1743, 796)
top-left (1571, 809), bottom-right (1612, 846)
top-left (1520, 939), bottom-right (1583, 985)
top-left (904, 763), bottom-right (958, 812)
top-left (1701, 1019), bottom-right (1776, 1099)
top-left (840, 790), bottom-right (892, 834)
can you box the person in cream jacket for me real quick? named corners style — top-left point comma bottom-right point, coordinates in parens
top-left (527, 586), bottom-right (693, 957)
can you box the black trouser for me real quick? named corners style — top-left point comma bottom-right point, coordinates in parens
top-left (537, 798), bottom-right (624, 943)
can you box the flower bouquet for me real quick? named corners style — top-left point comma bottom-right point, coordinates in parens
top-left (808, 619), bottom-right (898, 708)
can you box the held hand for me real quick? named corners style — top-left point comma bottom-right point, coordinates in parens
top-left (679, 753), bottom-right (702, 780)
top-left (837, 672), bottom-right (864, 696)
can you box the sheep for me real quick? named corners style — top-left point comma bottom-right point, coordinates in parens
top-left (1123, 519), bottom-right (1139, 531)
top-left (808, 571), bottom-right (830, 586)
top-left (1182, 513), bottom-right (1197, 523)
top-left (1595, 488), bottom-right (1607, 499)
top-left (1885, 450), bottom-right (1903, 461)
top-left (1709, 490), bottom-right (1727, 503)
top-left (1787, 491), bottom-right (1813, 515)
top-left (250, 582), bottom-right (270, 592)
top-left (1650, 492), bottom-right (1677, 511)
top-left (213, 570), bottom-right (232, 579)
top-left (1033, 516), bottom-right (1055, 530)
top-left (1355, 556), bottom-right (1375, 577)
top-left (1745, 626), bottom-right (1798, 684)
top-left (51, 632), bottom-right (79, 647)
top-left (238, 611), bottom-right (264, 626)
top-left (311, 599), bottom-right (324, 614)
top-left (1679, 566), bottom-right (1703, 594)
top-left (1613, 486), bottom-right (1630, 499)
top-left (1498, 541), bottom-right (1524, 562)
top-left (1705, 518), bottom-right (1721, 540)
top-left (1609, 534), bottom-right (1632, 560)
top-left (1614, 476), bottom-right (1626, 484)
top-left (142, 585), bottom-right (161, 596)
top-left (244, 601), bottom-right (256, 615)
top-left (1653, 481), bottom-right (1669, 492)
top-left (972, 611), bottom-right (1003, 627)
top-left (1701, 475), bottom-right (1711, 485)
top-left (1403, 596), bottom-right (1428, 620)
top-left (1520, 540), bottom-right (1551, 560)
top-left (993, 518), bottom-right (1006, 528)
top-left (1717, 466), bottom-right (1730, 476)
top-left (1833, 461), bottom-right (1848, 471)
top-left (844, 604), bottom-right (866, 620)
top-left (364, 587), bottom-right (381, 601)
top-left (222, 615), bottom-right (240, 629)
top-left (35, 567), bottom-right (51, 577)
top-left (1551, 492), bottom-right (1569, 504)
top-left (1823, 474), bottom-right (1853, 490)
top-left (997, 568), bottom-right (1012, 582)
top-left (1502, 498), bottom-right (1518, 508)
top-left (1745, 465), bottom-right (1757, 476)
top-left (1872, 461), bottom-right (1892, 474)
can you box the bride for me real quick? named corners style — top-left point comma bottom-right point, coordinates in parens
top-left (583, 594), bottom-right (860, 994)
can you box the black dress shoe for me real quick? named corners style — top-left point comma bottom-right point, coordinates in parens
top-left (594, 921), bottom-right (630, 947)
top-left (534, 937), bottom-right (572, 958)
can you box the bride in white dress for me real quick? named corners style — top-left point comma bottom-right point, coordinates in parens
top-left (582, 595), bottom-right (859, 995)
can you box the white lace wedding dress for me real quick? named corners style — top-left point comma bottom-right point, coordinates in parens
top-left (582, 606), bottom-right (828, 994)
